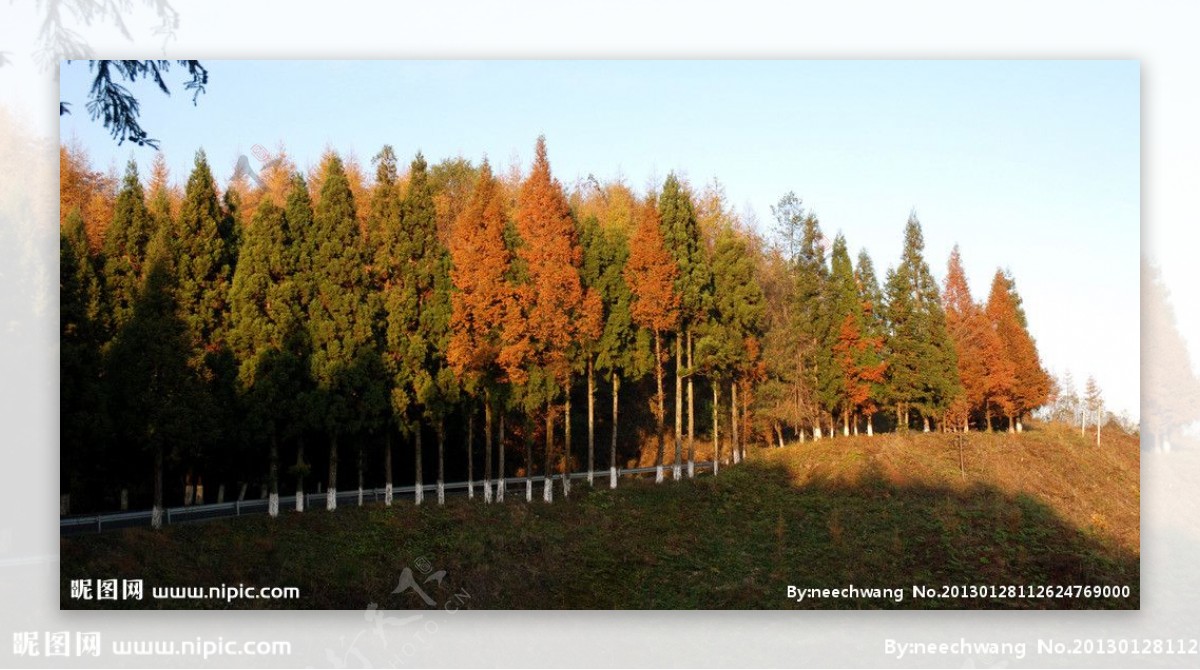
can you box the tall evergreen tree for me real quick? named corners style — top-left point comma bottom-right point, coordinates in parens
top-left (229, 198), bottom-right (307, 517)
top-left (61, 209), bottom-right (108, 511)
top-left (102, 159), bottom-right (155, 331)
top-left (698, 224), bottom-right (765, 468)
top-left (853, 250), bottom-right (887, 434)
top-left (106, 229), bottom-right (209, 528)
top-left (306, 153), bottom-right (382, 510)
top-left (884, 213), bottom-right (959, 431)
top-left (658, 174), bottom-right (711, 479)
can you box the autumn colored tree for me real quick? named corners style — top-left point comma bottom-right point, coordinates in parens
top-left (499, 137), bottom-right (585, 502)
top-left (60, 142), bottom-right (116, 250)
top-left (943, 246), bottom-right (1008, 431)
top-left (624, 196), bottom-right (680, 483)
top-left (448, 160), bottom-right (514, 503)
top-left (985, 269), bottom-right (1049, 431)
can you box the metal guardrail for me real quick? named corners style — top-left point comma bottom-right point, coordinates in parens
top-left (60, 461), bottom-right (718, 535)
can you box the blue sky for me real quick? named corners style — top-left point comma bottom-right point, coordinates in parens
top-left (59, 60), bottom-right (1140, 418)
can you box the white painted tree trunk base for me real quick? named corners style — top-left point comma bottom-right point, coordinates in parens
top-left (467, 481), bottom-right (474, 500)
top-left (814, 426), bottom-right (823, 440)
top-left (525, 480), bottom-right (532, 502)
top-left (1017, 420), bottom-right (1024, 433)
top-left (587, 471), bottom-right (594, 487)
top-left (268, 493), bottom-right (279, 518)
top-left (867, 422), bottom-right (873, 437)
top-left (296, 493), bottom-right (304, 512)
top-left (385, 484), bottom-right (393, 506)
top-left (687, 461), bottom-right (695, 478)
top-left (483, 481), bottom-right (493, 504)
top-left (415, 487), bottom-right (423, 506)
top-left (673, 464), bottom-right (681, 480)
top-left (497, 480), bottom-right (505, 503)
top-left (542, 478), bottom-right (552, 503)
top-left (655, 465), bottom-right (664, 483)
top-left (437, 482), bottom-right (445, 505)
top-left (151, 506), bottom-right (163, 529)
top-left (357, 487), bottom-right (363, 507)
top-left (609, 467), bottom-right (617, 488)
top-left (713, 459), bottom-right (719, 476)
top-left (563, 477), bottom-right (571, 498)
top-left (327, 489), bottom-right (337, 511)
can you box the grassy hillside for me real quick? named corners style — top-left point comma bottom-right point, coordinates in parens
top-left (60, 422), bottom-right (1138, 609)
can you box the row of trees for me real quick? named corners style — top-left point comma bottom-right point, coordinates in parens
top-left (61, 137), bottom-right (1055, 523)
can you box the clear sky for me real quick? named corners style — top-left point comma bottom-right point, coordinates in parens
top-left (59, 60), bottom-right (1140, 419)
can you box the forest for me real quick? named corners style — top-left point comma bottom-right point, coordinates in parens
top-left (60, 135), bottom-right (1097, 524)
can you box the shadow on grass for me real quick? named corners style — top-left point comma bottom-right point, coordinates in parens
top-left (60, 458), bottom-right (1138, 610)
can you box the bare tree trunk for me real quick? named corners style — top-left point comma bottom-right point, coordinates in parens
top-left (610, 372), bottom-right (620, 489)
top-left (674, 332), bottom-right (683, 481)
top-left (268, 433), bottom-right (279, 518)
top-left (484, 394), bottom-right (493, 504)
top-left (563, 379), bottom-right (572, 498)
top-left (687, 329), bottom-right (695, 478)
top-left (384, 429), bottom-right (393, 506)
top-left (923, 416), bottom-right (931, 433)
top-left (467, 403), bottom-right (475, 500)
top-left (731, 381), bottom-right (740, 465)
top-left (414, 426), bottom-right (424, 505)
top-left (151, 444), bottom-right (164, 529)
top-left (327, 432), bottom-right (338, 511)
top-left (867, 414), bottom-right (874, 436)
top-left (655, 331), bottom-right (665, 483)
top-left (543, 406), bottom-right (554, 503)
top-left (712, 381), bottom-right (720, 476)
top-left (436, 419), bottom-right (446, 505)
top-left (525, 417), bottom-right (533, 503)
top-left (498, 412), bottom-right (506, 503)
top-left (356, 441), bottom-right (364, 507)
top-left (741, 384), bottom-right (750, 462)
top-left (588, 359), bottom-right (595, 487)
top-left (295, 436), bottom-right (305, 512)
top-left (1007, 414), bottom-right (1015, 434)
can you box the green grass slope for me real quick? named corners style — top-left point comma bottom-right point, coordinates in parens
top-left (60, 422), bottom-right (1138, 609)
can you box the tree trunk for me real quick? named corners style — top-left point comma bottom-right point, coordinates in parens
top-left (867, 414), bottom-right (874, 436)
top-left (712, 381), bottom-right (720, 476)
top-left (152, 444), bottom-right (164, 529)
top-left (674, 332), bottom-right (683, 480)
top-left (543, 406), bottom-right (554, 503)
top-left (268, 433), bottom-right (279, 518)
top-left (498, 412), bottom-right (506, 503)
top-left (742, 386), bottom-right (751, 462)
top-left (484, 394), bottom-right (493, 504)
top-left (563, 380), bottom-right (572, 498)
top-left (467, 403), bottom-right (475, 500)
top-left (610, 372), bottom-right (620, 489)
top-left (327, 432), bottom-right (338, 511)
top-left (588, 358), bottom-right (595, 487)
top-left (1017, 417), bottom-right (1024, 433)
top-left (731, 381), bottom-right (740, 465)
top-left (1096, 420), bottom-right (1101, 446)
top-left (654, 331), bottom-right (665, 483)
top-left (525, 418), bottom-right (533, 503)
top-left (384, 429), bottom-right (393, 506)
top-left (356, 440), bottom-right (364, 507)
top-left (1007, 414), bottom-right (1015, 433)
top-left (437, 419), bottom-right (446, 505)
top-left (414, 426), bottom-right (424, 505)
top-left (295, 436), bottom-right (305, 512)
top-left (687, 329), bottom-right (695, 478)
